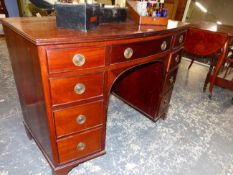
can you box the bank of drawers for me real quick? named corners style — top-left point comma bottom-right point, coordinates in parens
top-left (158, 48), bottom-right (183, 117)
top-left (47, 46), bottom-right (105, 164)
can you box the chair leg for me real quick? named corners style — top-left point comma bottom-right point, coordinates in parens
top-left (203, 64), bottom-right (213, 92)
top-left (188, 58), bottom-right (195, 69)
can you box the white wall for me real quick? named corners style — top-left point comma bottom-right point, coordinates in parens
top-left (186, 0), bottom-right (233, 25)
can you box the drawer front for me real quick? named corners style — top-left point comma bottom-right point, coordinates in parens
top-left (163, 68), bottom-right (178, 93)
top-left (168, 49), bottom-right (182, 71)
top-left (54, 100), bottom-right (104, 137)
top-left (110, 36), bottom-right (172, 64)
top-left (47, 47), bottom-right (105, 73)
top-left (50, 73), bottom-right (104, 106)
top-left (57, 127), bottom-right (102, 163)
top-left (173, 31), bottom-right (187, 48)
top-left (158, 89), bottom-right (173, 117)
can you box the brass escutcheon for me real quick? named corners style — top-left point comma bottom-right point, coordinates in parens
top-left (74, 83), bottom-right (86, 95)
top-left (179, 35), bottom-right (184, 43)
top-left (161, 41), bottom-right (167, 51)
top-left (76, 115), bottom-right (86, 125)
top-left (72, 54), bottom-right (85, 66)
top-left (175, 55), bottom-right (180, 62)
top-left (169, 76), bottom-right (174, 84)
top-left (77, 142), bottom-right (86, 151)
top-left (124, 47), bottom-right (133, 59)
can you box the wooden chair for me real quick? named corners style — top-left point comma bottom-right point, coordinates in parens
top-left (184, 27), bottom-right (229, 94)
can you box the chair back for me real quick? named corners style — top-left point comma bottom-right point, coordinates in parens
top-left (184, 27), bottom-right (228, 56)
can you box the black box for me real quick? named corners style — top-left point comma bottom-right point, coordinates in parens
top-left (99, 7), bottom-right (127, 23)
top-left (55, 3), bottom-right (100, 31)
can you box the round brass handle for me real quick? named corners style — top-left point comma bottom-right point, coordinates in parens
top-left (76, 115), bottom-right (86, 125)
top-left (124, 47), bottom-right (133, 59)
top-left (179, 35), bottom-right (184, 44)
top-left (77, 142), bottom-right (86, 151)
top-left (175, 55), bottom-right (180, 63)
top-left (74, 83), bottom-right (86, 95)
top-left (161, 41), bottom-right (167, 51)
top-left (72, 54), bottom-right (85, 66)
top-left (163, 99), bottom-right (168, 105)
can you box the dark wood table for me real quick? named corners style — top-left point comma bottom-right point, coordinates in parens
top-left (2, 17), bottom-right (188, 175)
top-left (191, 22), bottom-right (233, 96)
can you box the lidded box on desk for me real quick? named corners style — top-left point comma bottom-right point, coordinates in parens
top-left (127, 0), bottom-right (169, 25)
top-left (55, 2), bottom-right (127, 31)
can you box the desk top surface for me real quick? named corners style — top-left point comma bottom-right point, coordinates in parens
top-left (191, 22), bottom-right (233, 37)
top-left (2, 17), bottom-right (188, 45)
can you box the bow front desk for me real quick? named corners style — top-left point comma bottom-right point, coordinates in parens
top-left (2, 17), bottom-right (188, 175)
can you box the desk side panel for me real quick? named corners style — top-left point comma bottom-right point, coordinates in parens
top-left (3, 26), bottom-right (54, 163)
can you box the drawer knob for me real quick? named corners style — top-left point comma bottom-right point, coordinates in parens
top-left (161, 41), bottom-right (167, 51)
top-left (77, 142), bottom-right (86, 151)
top-left (76, 115), bottom-right (86, 125)
top-left (163, 99), bottom-right (168, 105)
top-left (169, 76), bottom-right (174, 84)
top-left (124, 47), bottom-right (133, 59)
top-left (74, 83), bottom-right (86, 95)
top-left (73, 54), bottom-right (85, 66)
top-left (179, 35), bottom-right (184, 44)
top-left (175, 55), bottom-right (180, 63)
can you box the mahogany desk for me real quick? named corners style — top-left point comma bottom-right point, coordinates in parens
top-left (191, 22), bottom-right (233, 95)
top-left (2, 17), bottom-right (188, 175)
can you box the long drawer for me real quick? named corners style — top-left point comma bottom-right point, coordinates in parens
top-left (54, 100), bottom-right (104, 138)
top-left (46, 46), bottom-right (105, 73)
top-left (110, 35), bottom-right (172, 64)
top-left (50, 73), bottom-right (104, 106)
top-left (57, 127), bottom-right (103, 163)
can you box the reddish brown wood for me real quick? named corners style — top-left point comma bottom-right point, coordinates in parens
top-left (166, 49), bottom-right (182, 72)
top-left (47, 46), bottom-right (106, 73)
top-left (57, 127), bottom-right (103, 163)
top-left (158, 89), bottom-right (173, 117)
top-left (1, 17), bottom-right (189, 45)
top-left (112, 61), bottom-right (164, 119)
top-left (2, 17), bottom-right (188, 175)
top-left (127, 0), bottom-right (169, 26)
top-left (3, 26), bottom-right (56, 164)
top-left (110, 35), bottom-right (172, 64)
top-left (54, 100), bottom-right (104, 138)
top-left (208, 76), bottom-right (233, 91)
top-left (162, 68), bottom-right (178, 93)
top-left (184, 26), bottom-right (229, 95)
top-left (49, 73), bottom-right (104, 106)
top-left (184, 27), bottom-right (228, 56)
top-left (173, 31), bottom-right (187, 49)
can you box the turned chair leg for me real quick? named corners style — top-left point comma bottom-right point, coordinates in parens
top-left (188, 58), bottom-right (195, 69)
top-left (203, 64), bottom-right (213, 92)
